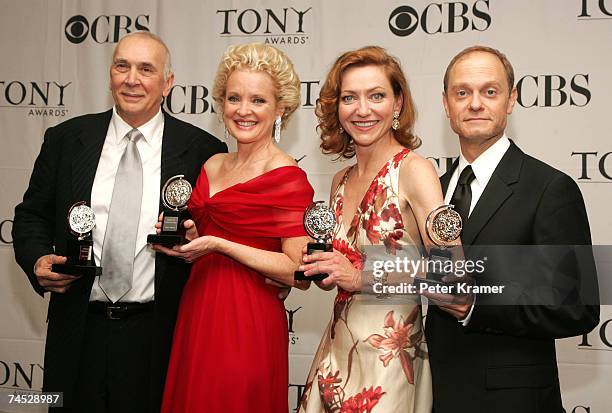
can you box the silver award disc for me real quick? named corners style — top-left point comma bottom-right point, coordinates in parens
top-left (68, 202), bottom-right (96, 237)
top-left (162, 175), bottom-right (192, 211)
top-left (425, 204), bottom-right (462, 247)
top-left (304, 201), bottom-right (336, 242)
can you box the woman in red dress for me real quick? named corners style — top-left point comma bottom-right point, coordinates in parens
top-left (154, 43), bottom-right (313, 413)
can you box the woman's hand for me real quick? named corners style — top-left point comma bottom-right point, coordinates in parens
top-left (181, 219), bottom-right (199, 241)
top-left (155, 213), bottom-right (199, 240)
top-left (298, 248), bottom-right (362, 292)
top-left (151, 235), bottom-right (219, 263)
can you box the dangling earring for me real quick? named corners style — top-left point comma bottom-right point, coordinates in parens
top-left (273, 116), bottom-right (282, 143)
top-left (224, 126), bottom-right (231, 142)
top-left (392, 111), bottom-right (400, 130)
top-left (339, 126), bottom-right (344, 134)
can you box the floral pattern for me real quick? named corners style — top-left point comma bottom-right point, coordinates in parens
top-left (364, 308), bottom-right (427, 384)
top-left (340, 386), bottom-right (385, 413)
top-left (299, 149), bottom-right (432, 413)
top-left (340, 150), bottom-right (411, 255)
top-left (330, 238), bottom-right (361, 339)
top-left (313, 370), bottom-right (385, 413)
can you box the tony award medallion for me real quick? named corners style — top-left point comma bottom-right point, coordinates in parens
top-left (52, 201), bottom-right (102, 276)
top-left (414, 204), bottom-right (462, 291)
top-left (294, 201), bottom-right (337, 282)
top-left (147, 175), bottom-right (192, 246)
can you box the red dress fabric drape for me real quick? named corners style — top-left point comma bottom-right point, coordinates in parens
top-left (162, 165), bottom-right (313, 413)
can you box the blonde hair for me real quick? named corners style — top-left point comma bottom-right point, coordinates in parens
top-left (212, 43), bottom-right (301, 128)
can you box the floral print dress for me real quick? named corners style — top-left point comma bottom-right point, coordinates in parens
top-left (299, 149), bottom-right (432, 413)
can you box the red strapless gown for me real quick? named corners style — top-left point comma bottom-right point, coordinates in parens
top-left (161, 165), bottom-right (314, 413)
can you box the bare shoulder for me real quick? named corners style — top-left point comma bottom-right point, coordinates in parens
top-left (203, 152), bottom-right (229, 175)
top-left (331, 165), bottom-right (351, 192)
top-left (264, 150), bottom-right (299, 171)
top-left (399, 151), bottom-right (443, 201)
top-left (327, 164), bottom-right (352, 204)
top-left (400, 151), bottom-right (439, 184)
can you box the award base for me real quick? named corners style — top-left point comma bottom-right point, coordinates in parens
top-left (52, 238), bottom-right (102, 276)
top-left (413, 276), bottom-right (446, 291)
top-left (428, 247), bottom-right (452, 278)
top-left (147, 210), bottom-right (186, 246)
top-left (414, 247), bottom-right (463, 295)
top-left (147, 233), bottom-right (184, 246)
top-left (52, 263), bottom-right (102, 277)
top-left (294, 242), bottom-right (332, 282)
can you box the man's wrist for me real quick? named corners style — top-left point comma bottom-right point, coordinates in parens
top-left (459, 298), bottom-right (476, 326)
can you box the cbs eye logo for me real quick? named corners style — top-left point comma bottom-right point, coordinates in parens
top-left (64, 14), bottom-right (150, 44)
top-left (388, 2), bottom-right (491, 37)
top-left (65, 15), bottom-right (89, 43)
top-left (388, 6), bottom-right (419, 37)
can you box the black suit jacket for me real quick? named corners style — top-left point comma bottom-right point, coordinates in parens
top-left (12, 109), bottom-right (227, 410)
top-left (425, 141), bottom-right (599, 413)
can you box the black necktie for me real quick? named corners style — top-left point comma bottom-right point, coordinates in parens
top-left (450, 165), bottom-right (475, 226)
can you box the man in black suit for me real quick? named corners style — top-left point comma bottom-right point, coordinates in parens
top-left (425, 45), bottom-right (599, 412)
top-left (12, 32), bottom-right (226, 412)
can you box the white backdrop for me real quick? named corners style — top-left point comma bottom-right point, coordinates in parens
top-left (1, 1), bottom-right (611, 412)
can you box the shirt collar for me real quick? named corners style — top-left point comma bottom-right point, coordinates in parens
top-left (457, 135), bottom-right (511, 186)
top-left (110, 107), bottom-right (164, 146)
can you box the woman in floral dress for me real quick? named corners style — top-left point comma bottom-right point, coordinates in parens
top-left (298, 46), bottom-right (445, 412)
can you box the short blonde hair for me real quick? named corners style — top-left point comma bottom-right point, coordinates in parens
top-left (212, 43), bottom-right (301, 129)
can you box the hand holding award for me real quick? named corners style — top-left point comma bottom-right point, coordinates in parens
top-left (148, 175), bottom-right (192, 246)
top-left (414, 204), bottom-right (462, 291)
top-left (51, 201), bottom-right (102, 276)
top-left (294, 201), bottom-right (336, 282)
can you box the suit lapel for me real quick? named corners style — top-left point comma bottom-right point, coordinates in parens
top-left (440, 159), bottom-right (459, 196)
top-left (155, 113), bottom-right (192, 291)
top-left (72, 111), bottom-right (112, 203)
top-left (461, 142), bottom-right (523, 245)
top-left (160, 113), bottom-right (191, 189)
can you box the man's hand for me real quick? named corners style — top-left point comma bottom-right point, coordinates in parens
top-left (420, 273), bottom-right (474, 320)
top-left (264, 278), bottom-right (293, 300)
top-left (34, 254), bottom-right (81, 293)
top-left (432, 296), bottom-right (473, 320)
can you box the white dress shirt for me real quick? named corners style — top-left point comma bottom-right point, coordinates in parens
top-left (444, 135), bottom-right (511, 213)
top-left (443, 135), bottom-right (511, 324)
top-left (89, 107), bottom-right (163, 302)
